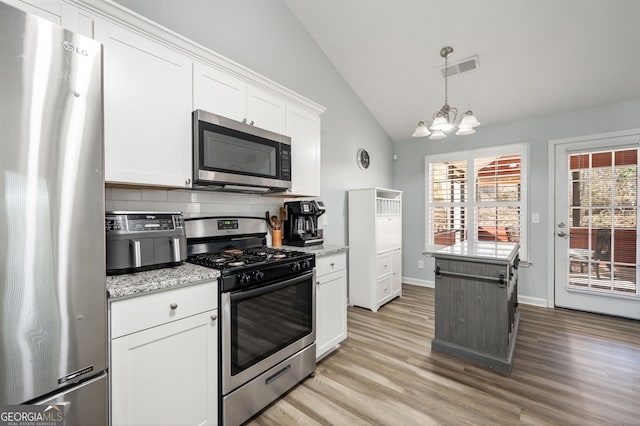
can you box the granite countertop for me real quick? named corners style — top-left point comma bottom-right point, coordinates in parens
top-left (433, 241), bottom-right (519, 264)
top-left (107, 263), bottom-right (220, 300)
top-left (280, 244), bottom-right (348, 257)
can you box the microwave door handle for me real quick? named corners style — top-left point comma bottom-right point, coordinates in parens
top-left (131, 240), bottom-right (142, 268)
top-left (170, 237), bottom-right (181, 262)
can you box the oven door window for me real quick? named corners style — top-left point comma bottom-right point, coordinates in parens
top-left (201, 125), bottom-right (278, 178)
top-left (230, 275), bottom-right (312, 375)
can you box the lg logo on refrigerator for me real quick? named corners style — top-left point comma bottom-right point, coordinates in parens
top-left (62, 40), bottom-right (88, 56)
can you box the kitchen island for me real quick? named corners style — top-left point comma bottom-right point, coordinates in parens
top-left (432, 241), bottom-right (520, 374)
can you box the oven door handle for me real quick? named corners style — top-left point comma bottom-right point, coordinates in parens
top-left (230, 271), bottom-right (313, 303)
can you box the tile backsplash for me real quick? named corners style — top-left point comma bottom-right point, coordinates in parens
top-left (105, 187), bottom-right (286, 218)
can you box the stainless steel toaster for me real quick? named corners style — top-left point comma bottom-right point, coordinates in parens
top-left (105, 211), bottom-right (187, 275)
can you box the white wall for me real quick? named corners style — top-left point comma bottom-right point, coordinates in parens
top-left (115, 0), bottom-right (395, 245)
top-left (395, 98), bottom-right (640, 304)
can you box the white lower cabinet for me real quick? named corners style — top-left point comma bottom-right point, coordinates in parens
top-left (315, 253), bottom-right (347, 360)
top-left (110, 282), bottom-right (218, 426)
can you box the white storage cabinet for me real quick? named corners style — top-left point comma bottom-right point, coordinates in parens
top-left (315, 252), bottom-right (347, 360)
top-left (348, 188), bottom-right (402, 312)
top-left (285, 104), bottom-right (321, 196)
top-left (110, 281), bottom-right (218, 426)
top-left (95, 18), bottom-right (193, 188)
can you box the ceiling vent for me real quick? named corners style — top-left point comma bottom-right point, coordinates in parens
top-left (441, 56), bottom-right (479, 77)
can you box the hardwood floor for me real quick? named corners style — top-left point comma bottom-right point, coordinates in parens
top-left (248, 284), bottom-right (640, 425)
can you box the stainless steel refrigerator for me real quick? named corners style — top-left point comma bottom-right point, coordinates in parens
top-left (0, 1), bottom-right (107, 424)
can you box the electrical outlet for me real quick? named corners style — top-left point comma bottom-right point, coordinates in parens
top-left (418, 260), bottom-right (424, 269)
top-left (531, 213), bottom-right (540, 224)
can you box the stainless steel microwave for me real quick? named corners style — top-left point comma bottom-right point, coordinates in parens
top-left (192, 110), bottom-right (292, 193)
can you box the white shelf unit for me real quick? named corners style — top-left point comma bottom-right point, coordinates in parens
top-left (348, 188), bottom-right (402, 312)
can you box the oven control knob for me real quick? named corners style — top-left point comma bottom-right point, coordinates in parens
top-left (303, 259), bottom-right (311, 270)
top-left (253, 271), bottom-right (265, 281)
top-left (239, 273), bottom-right (252, 285)
top-left (292, 262), bottom-right (301, 273)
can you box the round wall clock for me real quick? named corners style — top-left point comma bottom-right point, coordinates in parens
top-left (357, 148), bottom-right (370, 170)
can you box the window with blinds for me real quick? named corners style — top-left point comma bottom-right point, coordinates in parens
top-left (425, 144), bottom-right (527, 259)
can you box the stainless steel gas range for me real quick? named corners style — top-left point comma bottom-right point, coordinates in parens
top-left (185, 216), bottom-right (316, 426)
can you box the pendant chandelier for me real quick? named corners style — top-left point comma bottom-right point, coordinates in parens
top-left (412, 46), bottom-right (480, 140)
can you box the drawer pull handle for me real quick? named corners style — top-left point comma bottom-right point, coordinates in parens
top-left (316, 281), bottom-right (320, 286)
top-left (169, 303), bottom-right (178, 310)
top-left (330, 262), bottom-right (335, 267)
top-left (210, 314), bottom-right (217, 321)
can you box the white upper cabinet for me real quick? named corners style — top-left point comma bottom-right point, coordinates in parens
top-left (95, 19), bottom-right (192, 188)
top-left (193, 62), bottom-right (285, 135)
top-left (246, 85), bottom-right (286, 134)
top-left (286, 104), bottom-right (321, 197)
top-left (193, 62), bottom-right (246, 122)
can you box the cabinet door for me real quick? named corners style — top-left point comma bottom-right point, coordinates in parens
top-left (193, 62), bottom-right (246, 122)
top-left (96, 20), bottom-right (192, 187)
top-left (246, 85), bottom-right (286, 134)
top-left (391, 249), bottom-right (402, 296)
top-left (286, 104), bottom-right (321, 196)
top-left (375, 216), bottom-right (401, 252)
top-left (316, 268), bottom-right (347, 360)
top-left (111, 310), bottom-right (218, 426)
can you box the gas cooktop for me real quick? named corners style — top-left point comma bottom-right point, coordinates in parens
top-left (188, 246), bottom-right (310, 271)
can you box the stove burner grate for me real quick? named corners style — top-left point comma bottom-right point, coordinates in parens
top-left (188, 246), bottom-right (307, 270)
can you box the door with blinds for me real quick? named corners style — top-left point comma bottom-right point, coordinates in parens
top-left (554, 134), bottom-right (640, 319)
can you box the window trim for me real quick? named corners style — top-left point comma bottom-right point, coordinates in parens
top-left (424, 142), bottom-right (529, 261)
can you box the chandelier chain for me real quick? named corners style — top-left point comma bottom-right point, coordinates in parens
top-left (444, 50), bottom-right (448, 106)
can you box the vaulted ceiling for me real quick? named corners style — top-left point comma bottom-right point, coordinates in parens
top-left (284, 0), bottom-right (640, 142)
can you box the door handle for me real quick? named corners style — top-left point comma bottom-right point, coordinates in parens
top-left (557, 231), bottom-right (567, 237)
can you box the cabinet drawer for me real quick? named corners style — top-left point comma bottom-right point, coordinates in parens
top-left (316, 253), bottom-right (346, 276)
top-left (377, 274), bottom-right (393, 302)
top-left (111, 281), bottom-right (217, 339)
top-left (376, 253), bottom-right (392, 277)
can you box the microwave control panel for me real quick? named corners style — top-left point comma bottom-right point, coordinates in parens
top-left (105, 213), bottom-right (184, 233)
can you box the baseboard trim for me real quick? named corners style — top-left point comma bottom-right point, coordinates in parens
top-left (402, 277), bottom-right (434, 288)
top-left (519, 296), bottom-right (548, 307)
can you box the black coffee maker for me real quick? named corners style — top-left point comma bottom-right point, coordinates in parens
top-left (283, 200), bottom-right (326, 246)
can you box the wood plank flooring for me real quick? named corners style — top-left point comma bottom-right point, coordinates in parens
top-left (247, 284), bottom-right (640, 425)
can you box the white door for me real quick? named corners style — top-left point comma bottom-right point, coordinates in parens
top-left (246, 85), bottom-right (286, 134)
top-left (193, 62), bottom-right (247, 121)
top-left (554, 134), bottom-right (640, 319)
top-left (96, 19), bottom-right (192, 187)
top-left (286, 104), bottom-right (321, 196)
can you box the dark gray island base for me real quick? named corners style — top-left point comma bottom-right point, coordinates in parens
top-left (431, 241), bottom-right (520, 374)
